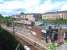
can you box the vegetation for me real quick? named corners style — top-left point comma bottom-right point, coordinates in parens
top-left (48, 42), bottom-right (58, 50)
top-left (0, 15), bottom-right (13, 26)
top-left (64, 40), bottom-right (67, 44)
top-left (48, 40), bottom-right (67, 50)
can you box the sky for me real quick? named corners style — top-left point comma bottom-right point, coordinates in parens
top-left (0, 0), bottom-right (67, 16)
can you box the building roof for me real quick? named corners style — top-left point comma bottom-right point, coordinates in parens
top-left (44, 10), bottom-right (67, 15)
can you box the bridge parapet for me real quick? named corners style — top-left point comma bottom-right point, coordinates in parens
top-left (1, 24), bottom-right (48, 50)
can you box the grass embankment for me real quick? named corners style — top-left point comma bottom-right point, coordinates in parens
top-left (0, 27), bottom-right (25, 50)
top-left (48, 42), bottom-right (58, 50)
top-left (47, 19), bottom-right (67, 24)
top-left (48, 40), bottom-right (67, 50)
top-left (64, 40), bottom-right (67, 44)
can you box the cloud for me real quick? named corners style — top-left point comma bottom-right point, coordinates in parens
top-left (0, 0), bottom-right (40, 16)
top-left (26, 0), bottom-right (63, 13)
top-left (60, 3), bottom-right (67, 11)
top-left (0, 0), bottom-right (67, 16)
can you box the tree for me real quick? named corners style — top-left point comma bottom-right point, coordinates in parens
top-left (0, 14), bottom-right (4, 24)
top-left (0, 14), bottom-right (2, 17)
top-left (20, 12), bottom-right (24, 15)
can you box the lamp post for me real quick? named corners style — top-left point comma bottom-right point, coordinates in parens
top-left (11, 17), bottom-right (15, 37)
top-left (12, 16), bottom-right (22, 50)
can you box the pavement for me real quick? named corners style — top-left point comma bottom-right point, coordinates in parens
top-left (55, 44), bottom-right (67, 50)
